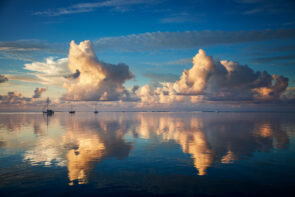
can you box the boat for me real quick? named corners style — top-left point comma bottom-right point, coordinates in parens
top-left (69, 104), bottom-right (75, 114)
top-left (43, 97), bottom-right (54, 115)
top-left (94, 103), bottom-right (99, 114)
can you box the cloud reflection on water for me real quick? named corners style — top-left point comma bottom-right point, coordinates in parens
top-left (0, 112), bottom-right (293, 185)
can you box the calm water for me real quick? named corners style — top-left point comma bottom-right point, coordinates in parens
top-left (0, 112), bottom-right (295, 196)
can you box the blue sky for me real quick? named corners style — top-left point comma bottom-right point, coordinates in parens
top-left (0, 0), bottom-right (295, 111)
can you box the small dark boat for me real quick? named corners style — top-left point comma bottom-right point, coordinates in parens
top-left (44, 109), bottom-right (54, 115)
top-left (69, 104), bottom-right (75, 114)
top-left (43, 98), bottom-right (54, 116)
top-left (94, 104), bottom-right (99, 114)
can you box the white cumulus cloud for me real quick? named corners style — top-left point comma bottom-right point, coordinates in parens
top-left (61, 40), bottom-right (134, 101)
top-left (135, 49), bottom-right (289, 104)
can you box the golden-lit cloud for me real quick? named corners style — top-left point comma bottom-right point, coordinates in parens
top-left (135, 49), bottom-right (289, 105)
top-left (2, 40), bottom-right (294, 112)
top-left (62, 40), bottom-right (134, 101)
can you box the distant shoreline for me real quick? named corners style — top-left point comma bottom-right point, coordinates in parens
top-left (1, 111), bottom-right (295, 114)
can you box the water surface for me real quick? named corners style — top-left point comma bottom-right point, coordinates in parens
top-left (0, 112), bottom-right (295, 196)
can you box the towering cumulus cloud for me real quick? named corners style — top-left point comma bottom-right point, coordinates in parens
top-left (136, 49), bottom-right (289, 104)
top-left (62, 40), bottom-right (134, 101)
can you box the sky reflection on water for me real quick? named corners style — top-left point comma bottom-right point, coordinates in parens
top-left (0, 112), bottom-right (295, 196)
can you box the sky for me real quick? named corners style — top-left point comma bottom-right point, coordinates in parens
top-left (0, 0), bottom-right (295, 111)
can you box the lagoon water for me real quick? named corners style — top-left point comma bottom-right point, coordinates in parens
top-left (0, 112), bottom-right (295, 196)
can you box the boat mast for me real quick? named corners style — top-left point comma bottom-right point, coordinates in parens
top-left (46, 97), bottom-right (49, 111)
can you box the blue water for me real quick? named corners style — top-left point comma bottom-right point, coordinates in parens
top-left (0, 112), bottom-right (294, 196)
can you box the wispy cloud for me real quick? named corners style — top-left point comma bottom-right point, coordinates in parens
top-left (160, 12), bottom-right (197, 24)
top-left (34, 0), bottom-right (159, 16)
top-left (243, 6), bottom-right (283, 15)
top-left (0, 40), bottom-right (66, 61)
top-left (234, 0), bottom-right (266, 4)
top-left (144, 58), bottom-right (192, 67)
top-left (94, 29), bottom-right (295, 51)
top-left (143, 72), bottom-right (179, 82)
top-left (239, 0), bottom-right (291, 15)
top-left (253, 54), bottom-right (295, 64)
top-left (270, 45), bottom-right (295, 52)
top-left (0, 40), bottom-right (47, 52)
top-left (283, 21), bottom-right (295, 26)
top-left (5, 74), bottom-right (41, 83)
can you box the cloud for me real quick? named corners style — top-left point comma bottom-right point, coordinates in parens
top-left (24, 57), bottom-right (69, 85)
top-left (234, 0), bottom-right (266, 3)
top-left (94, 29), bottom-right (295, 52)
top-left (34, 0), bottom-right (158, 16)
top-left (143, 72), bottom-right (179, 82)
top-left (33, 87), bottom-right (47, 98)
top-left (0, 40), bottom-right (66, 61)
top-left (22, 40), bottom-right (135, 101)
top-left (5, 74), bottom-right (40, 83)
top-left (4, 39), bottom-right (293, 111)
top-left (135, 49), bottom-right (290, 104)
top-left (0, 92), bottom-right (32, 105)
top-left (132, 85), bottom-right (139, 93)
top-left (253, 54), bottom-right (295, 64)
top-left (243, 8), bottom-right (262, 15)
top-left (0, 74), bottom-right (8, 83)
top-left (247, 44), bottom-right (295, 57)
top-left (64, 69), bottom-right (80, 79)
top-left (273, 45), bottom-right (295, 52)
top-left (281, 87), bottom-right (295, 101)
top-left (0, 40), bottom-right (46, 52)
top-left (144, 58), bottom-right (192, 67)
top-left (160, 12), bottom-right (195, 24)
top-left (236, 0), bottom-right (292, 15)
top-left (0, 87), bottom-right (48, 107)
top-left (61, 40), bottom-right (134, 101)
top-left (162, 58), bottom-right (192, 66)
